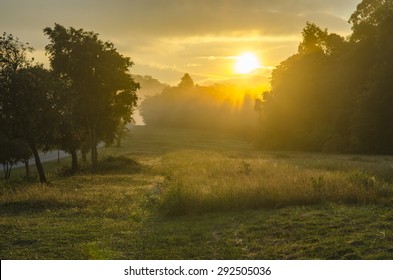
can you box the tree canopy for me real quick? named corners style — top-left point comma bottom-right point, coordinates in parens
top-left (257, 0), bottom-right (393, 154)
top-left (141, 73), bottom-right (259, 136)
top-left (1, 25), bottom-right (140, 181)
top-left (44, 24), bottom-right (140, 169)
top-left (1, 33), bottom-right (54, 182)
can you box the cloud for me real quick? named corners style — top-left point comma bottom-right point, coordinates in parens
top-left (1, 0), bottom-right (359, 37)
top-left (0, 0), bottom-right (361, 84)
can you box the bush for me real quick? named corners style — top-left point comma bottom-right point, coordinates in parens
top-left (95, 155), bottom-right (142, 174)
top-left (57, 155), bottom-right (142, 176)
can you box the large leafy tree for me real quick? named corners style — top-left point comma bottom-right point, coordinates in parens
top-left (349, 0), bottom-right (393, 42)
top-left (1, 33), bottom-right (60, 183)
top-left (5, 66), bottom-right (62, 183)
top-left (259, 23), bottom-right (348, 151)
top-left (257, 0), bottom-right (393, 154)
top-left (44, 24), bottom-right (139, 169)
top-left (350, 1), bottom-right (393, 153)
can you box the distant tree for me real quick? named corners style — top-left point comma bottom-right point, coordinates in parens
top-left (44, 24), bottom-right (140, 169)
top-left (140, 74), bottom-right (259, 133)
top-left (114, 118), bottom-right (128, 147)
top-left (178, 73), bottom-right (194, 89)
top-left (132, 74), bottom-right (167, 97)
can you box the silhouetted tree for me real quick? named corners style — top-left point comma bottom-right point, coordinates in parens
top-left (8, 66), bottom-right (62, 182)
top-left (258, 22), bottom-right (351, 151)
top-left (1, 33), bottom-right (59, 183)
top-left (141, 74), bottom-right (259, 134)
top-left (257, 0), bottom-right (393, 154)
top-left (44, 24), bottom-right (140, 169)
top-left (56, 92), bottom-right (87, 172)
top-left (351, 1), bottom-right (393, 153)
top-left (349, 0), bottom-right (393, 42)
top-left (178, 73), bottom-right (194, 89)
top-left (0, 137), bottom-right (31, 180)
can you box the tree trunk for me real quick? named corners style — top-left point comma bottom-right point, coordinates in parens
top-left (30, 142), bottom-right (47, 183)
top-left (91, 143), bottom-right (97, 170)
top-left (116, 136), bottom-right (121, 147)
top-left (89, 126), bottom-right (98, 171)
top-left (24, 159), bottom-right (29, 177)
top-left (71, 149), bottom-right (78, 172)
top-left (82, 151), bottom-right (87, 163)
top-left (3, 163), bottom-right (12, 180)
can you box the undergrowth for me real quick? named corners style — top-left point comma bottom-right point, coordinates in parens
top-left (57, 155), bottom-right (142, 176)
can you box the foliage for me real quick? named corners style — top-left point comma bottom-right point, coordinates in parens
top-left (1, 33), bottom-right (57, 183)
top-left (2, 25), bottom-right (141, 181)
top-left (0, 138), bottom-right (31, 180)
top-left (257, 1), bottom-right (393, 154)
top-left (44, 24), bottom-right (140, 169)
top-left (0, 32), bottom-right (33, 76)
top-left (140, 73), bottom-right (259, 136)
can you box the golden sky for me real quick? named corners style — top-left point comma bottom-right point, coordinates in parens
top-left (1, 0), bottom-right (360, 85)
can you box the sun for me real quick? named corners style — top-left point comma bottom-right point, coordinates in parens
top-left (234, 52), bottom-right (261, 74)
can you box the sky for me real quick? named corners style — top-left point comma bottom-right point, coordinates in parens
top-left (1, 0), bottom-right (361, 85)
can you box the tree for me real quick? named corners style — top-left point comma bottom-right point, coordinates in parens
top-left (8, 66), bottom-right (62, 183)
top-left (1, 33), bottom-right (59, 183)
top-left (114, 118), bottom-right (128, 147)
top-left (256, 0), bottom-right (393, 153)
top-left (178, 73), bottom-right (194, 89)
top-left (350, 5), bottom-right (393, 153)
top-left (349, 0), bottom-right (393, 42)
top-left (140, 74), bottom-right (259, 134)
top-left (44, 24), bottom-right (140, 169)
top-left (56, 93), bottom-right (87, 172)
top-left (0, 137), bottom-right (31, 180)
top-left (258, 23), bottom-right (350, 151)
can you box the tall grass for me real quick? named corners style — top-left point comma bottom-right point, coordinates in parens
top-left (0, 183), bottom-right (91, 215)
top-left (158, 151), bottom-right (393, 215)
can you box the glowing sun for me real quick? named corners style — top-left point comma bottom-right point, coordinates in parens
top-left (234, 52), bottom-right (261, 74)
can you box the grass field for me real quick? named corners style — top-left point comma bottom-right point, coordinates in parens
top-left (1, 126), bottom-right (393, 259)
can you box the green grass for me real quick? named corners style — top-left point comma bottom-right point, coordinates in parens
top-left (1, 126), bottom-right (393, 259)
top-left (157, 150), bottom-right (393, 215)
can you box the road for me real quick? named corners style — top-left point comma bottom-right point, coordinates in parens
top-left (13, 142), bottom-right (105, 169)
top-left (14, 150), bottom-right (70, 168)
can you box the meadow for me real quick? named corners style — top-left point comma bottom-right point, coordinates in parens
top-left (1, 126), bottom-right (393, 259)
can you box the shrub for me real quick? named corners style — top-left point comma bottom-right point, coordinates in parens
top-left (57, 155), bottom-right (142, 176)
top-left (95, 155), bottom-right (142, 173)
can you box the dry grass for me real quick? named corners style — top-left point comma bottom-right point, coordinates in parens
top-left (158, 150), bottom-right (393, 215)
top-left (2, 126), bottom-right (393, 259)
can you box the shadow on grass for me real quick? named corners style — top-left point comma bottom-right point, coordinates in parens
top-left (58, 155), bottom-right (143, 177)
top-left (0, 199), bottom-right (85, 216)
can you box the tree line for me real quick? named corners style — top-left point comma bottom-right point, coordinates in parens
top-left (0, 24), bottom-right (139, 182)
top-left (140, 73), bottom-right (260, 137)
top-left (256, 0), bottom-right (393, 154)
